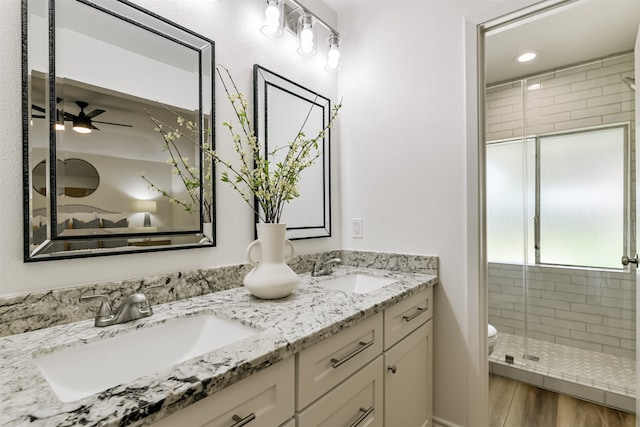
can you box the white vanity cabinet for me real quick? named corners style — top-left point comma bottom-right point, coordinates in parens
top-left (150, 356), bottom-right (294, 427)
top-left (296, 313), bottom-right (384, 426)
top-left (295, 287), bottom-right (433, 427)
top-left (384, 288), bottom-right (433, 427)
top-left (296, 356), bottom-right (384, 427)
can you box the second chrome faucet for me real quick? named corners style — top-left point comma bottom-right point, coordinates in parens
top-left (312, 253), bottom-right (342, 277)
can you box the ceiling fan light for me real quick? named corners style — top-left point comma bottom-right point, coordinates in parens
top-left (73, 119), bottom-right (92, 134)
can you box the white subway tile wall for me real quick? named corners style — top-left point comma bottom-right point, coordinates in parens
top-left (489, 262), bottom-right (636, 359)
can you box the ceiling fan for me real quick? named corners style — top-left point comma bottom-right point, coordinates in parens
top-left (31, 100), bottom-right (132, 134)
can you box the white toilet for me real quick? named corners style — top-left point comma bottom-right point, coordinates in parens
top-left (488, 324), bottom-right (498, 355)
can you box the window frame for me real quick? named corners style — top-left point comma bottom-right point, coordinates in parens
top-left (487, 122), bottom-right (631, 270)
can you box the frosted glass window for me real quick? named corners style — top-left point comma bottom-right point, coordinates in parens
top-left (539, 128), bottom-right (625, 269)
top-left (487, 139), bottom-right (535, 263)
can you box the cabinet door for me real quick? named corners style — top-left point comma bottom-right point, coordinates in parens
top-left (297, 312), bottom-right (383, 409)
top-left (385, 319), bottom-right (432, 427)
top-left (384, 287), bottom-right (432, 350)
top-left (296, 356), bottom-right (383, 427)
top-left (150, 357), bottom-right (294, 427)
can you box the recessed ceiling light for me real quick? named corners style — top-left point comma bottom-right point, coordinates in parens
top-left (515, 51), bottom-right (537, 62)
top-left (527, 83), bottom-right (541, 91)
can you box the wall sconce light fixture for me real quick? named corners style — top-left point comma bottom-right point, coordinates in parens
top-left (261, 0), bottom-right (284, 37)
top-left (296, 13), bottom-right (316, 56)
top-left (261, 0), bottom-right (342, 72)
top-left (325, 33), bottom-right (340, 72)
top-left (55, 109), bottom-right (65, 131)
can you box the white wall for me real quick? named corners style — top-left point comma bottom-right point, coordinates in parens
top-left (0, 0), bottom-right (549, 425)
top-left (0, 0), bottom-right (340, 296)
top-left (334, 1), bottom-right (503, 425)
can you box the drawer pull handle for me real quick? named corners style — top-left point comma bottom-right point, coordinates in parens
top-left (349, 406), bottom-right (374, 427)
top-left (402, 304), bottom-right (428, 322)
top-left (230, 413), bottom-right (256, 427)
top-left (331, 340), bottom-right (374, 368)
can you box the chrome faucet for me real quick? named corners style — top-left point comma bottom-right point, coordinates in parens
top-left (312, 253), bottom-right (342, 277)
top-left (80, 284), bottom-right (164, 327)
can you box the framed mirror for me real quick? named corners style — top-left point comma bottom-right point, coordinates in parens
top-left (23, 0), bottom-right (215, 261)
top-left (253, 65), bottom-right (331, 240)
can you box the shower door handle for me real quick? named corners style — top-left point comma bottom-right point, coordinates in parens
top-left (621, 254), bottom-right (638, 266)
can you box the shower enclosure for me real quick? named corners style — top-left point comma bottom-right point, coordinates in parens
top-left (486, 52), bottom-right (637, 412)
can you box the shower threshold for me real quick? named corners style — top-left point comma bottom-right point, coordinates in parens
top-left (489, 332), bottom-right (636, 413)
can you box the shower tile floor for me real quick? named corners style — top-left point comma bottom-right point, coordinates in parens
top-left (490, 332), bottom-right (636, 410)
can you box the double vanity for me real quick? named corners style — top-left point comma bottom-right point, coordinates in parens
top-left (0, 253), bottom-right (437, 426)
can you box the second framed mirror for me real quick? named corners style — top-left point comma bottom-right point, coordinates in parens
top-left (253, 64), bottom-right (332, 240)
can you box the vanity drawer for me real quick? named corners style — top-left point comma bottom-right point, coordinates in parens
top-left (296, 356), bottom-right (383, 427)
top-left (150, 357), bottom-right (294, 427)
top-left (384, 287), bottom-right (432, 350)
top-left (296, 312), bottom-right (383, 409)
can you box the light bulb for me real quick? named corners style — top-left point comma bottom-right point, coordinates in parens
top-left (73, 126), bottom-right (91, 134)
top-left (55, 122), bottom-right (65, 131)
top-left (325, 34), bottom-right (341, 72)
top-left (297, 14), bottom-right (316, 56)
top-left (265, 4), bottom-right (279, 21)
top-left (260, 0), bottom-right (282, 37)
top-left (300, 26), bottom-right (314, 53)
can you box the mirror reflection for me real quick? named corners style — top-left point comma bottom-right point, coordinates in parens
top-left (24, 0), bottom-right (214, 261)
top-left (33, 158), bottom-right (100, 197)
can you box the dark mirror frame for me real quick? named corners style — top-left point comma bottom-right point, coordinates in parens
top-left (253, 64), bottom-right (332, 240)
top-left (22, 0), bottom-right (216, 262)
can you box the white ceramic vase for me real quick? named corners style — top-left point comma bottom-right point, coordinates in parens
top-left (243, 223), bottom-right (299, 299)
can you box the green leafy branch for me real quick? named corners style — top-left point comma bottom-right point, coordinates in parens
top-left (141, 106), bottom-right (213, 223)
top-left (215, 65), bottom-right (342, 223)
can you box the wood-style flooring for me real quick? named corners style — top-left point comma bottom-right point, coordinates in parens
top-left (489, 374), bottom-right (636, 427)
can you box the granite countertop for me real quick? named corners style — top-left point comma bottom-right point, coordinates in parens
top-left (0, 266), bottom-right (437, 426)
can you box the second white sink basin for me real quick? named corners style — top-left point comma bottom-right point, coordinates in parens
top-left (33, 314), bottom-right (259, 402)
top-left (316, 273), bottom-right (397, 294)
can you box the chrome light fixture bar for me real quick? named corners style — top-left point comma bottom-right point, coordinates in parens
top-left (261, 0), bottom-right (342, 72)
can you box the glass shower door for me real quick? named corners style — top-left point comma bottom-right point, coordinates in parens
top-left (487, 54), bottom-right (637, 411)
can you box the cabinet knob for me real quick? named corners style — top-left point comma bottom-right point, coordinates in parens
top-left (388, 364), bottom-right (397, 374)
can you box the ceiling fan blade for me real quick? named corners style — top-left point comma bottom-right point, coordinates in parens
top-left (63, 112), bottom-right (77, 121)
top-left (93, 120), bottom-right (133, 128)
top-left (85, 109), bottom-right (106, 119)
top-left (91, 124), bottom-right (100, 131)
top-left (32, 104), bottom-right (46, 113)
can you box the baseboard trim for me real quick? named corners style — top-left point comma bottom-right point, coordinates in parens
top-left (433, 416), bottom-right (464, 427)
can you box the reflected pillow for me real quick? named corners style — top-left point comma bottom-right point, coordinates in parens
top-left (99, 214), bottom-right (128, 223)
top-left (57, 219), bottom-right (70, 234)
top-left (102, 218), bottom-right (128, 228)
top-left (72, 218), bottom-right (100, 229)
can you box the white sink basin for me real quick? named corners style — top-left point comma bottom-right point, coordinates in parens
top-left (316, 273), bottom-right (397, 294)
top-left (33, 314), bottom-right (259, 402)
